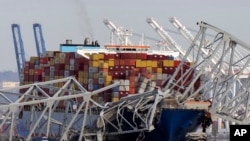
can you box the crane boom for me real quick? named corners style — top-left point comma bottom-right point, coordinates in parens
top-left (146, 18), bottom-right (190, 61)
top-left (169, 17), bottom-right (195, 43)
top-left (11, 24), bottom-right (26, 76)
top-left (103, 19), bottom-right (132, 45)
top-left (33, 23), bottom-right (46, 57)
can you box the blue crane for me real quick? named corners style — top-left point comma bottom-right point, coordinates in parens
top-left (33, 23), bottom-right (46, 57)
top-left (11, 24), bottom-right (26, 75)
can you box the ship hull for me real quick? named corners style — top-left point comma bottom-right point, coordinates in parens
top-left (116, 109), bottom-right (205, 141)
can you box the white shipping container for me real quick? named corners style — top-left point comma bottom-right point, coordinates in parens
top-left (98, 78), bottom-right (104, 84)
top-left (119, 86), bottom-right (125, 91)
top-left (138, 88), bottom-right (145, 94)
top-left (88, 84), bottom-right (93, 91)
top-left (70, 58), bottom-right (75, 65)
top-left (156, 73), bottom-right (163, 80)
top-left (124, 80), bottom-right (130, 86)
top-left (70, 65), bottom-right (75, 70)
top-left (162, 74), bottom-right (168, 79)
top-left (124, 86), bottom-right (130, 91)
top-left (119, 79), bottom-right (125, 85)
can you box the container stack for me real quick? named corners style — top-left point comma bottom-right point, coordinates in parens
top-left (20, 51), bottom-right (198, 105)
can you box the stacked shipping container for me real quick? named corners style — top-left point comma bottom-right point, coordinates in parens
top-left (19, 51), bottom-right (199, 106)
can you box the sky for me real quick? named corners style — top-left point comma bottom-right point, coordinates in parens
top-left (0, 0), bottom-right (250, 71)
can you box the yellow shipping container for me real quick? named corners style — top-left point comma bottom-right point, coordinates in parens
top-left (90, 61), bottom-right (99, 67)
top-left (112, 97), bottom-right (119, 102)
top-left (163, 60), bottom-right (174, 67)
top-left (102, 62), bottom-right (109, 69)
top-left (93, 73), bottom-right (99, 79)
top-left (141, 61), bottom-right (147, 67)
top-left (105, 75), bottom-right (112, 82)
top-left (157, 68), bottom-right (162, 73)
top-left (30, 56), bottom-right (38, 63)
top-left (136, 60), bottom-right (141, 67)
top-left (105, 81), bottom-right (112, 86)
top-left (146, 60), bottom-right (152, 67)
top-left (108, 59), bottom-right (115, 66)
top-left (98, 53), bottom-right (104, 60)
top-left (99, 60), bottom-right (104, 64)
top-left (91, 54), bottom-right (99, 60)
top-left (152, 61), bottom-right (158, 67)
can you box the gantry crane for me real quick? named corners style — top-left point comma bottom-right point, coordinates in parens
top-left (11, 24), bottom-right (26, 76)
top-left (103, 19), bottom-right (132, 45)
top-left (33, 23), bottom-right (46, 57)
top-left (146, 17), bottom-right (191, 61)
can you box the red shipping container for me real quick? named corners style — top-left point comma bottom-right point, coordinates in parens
top-left (163, 67), bottom-right (175, 74)
top-left (24, 69), bottom-right (29, 75)
top-left (136, 53), bottom-right (147, 60)
top-left (115, 59), bottom-right (120, 66)
top-left (41, 57), bottom-right (50, 64)
top-left (104, 54), bottom-right (115, 59)
top-left (28, 75), bottom-right (34, 81)
top-left (108, 66), bottom-right (114, 71)
top-left (29, 63), bottom-right (35, 69)
top-left (44, 67), bottom-right (50, 75)
top-left (119, 65), bottom-right (125, 71)
top-left (119, 60), bottom-right (125, 65)
top-left (25, 61), bottom-right (30, 68)
top-left (83, 65), bottom-right (89, 71)
top-left (54, 64), bottom-right (65, 71)
top-left (114, 54), bottom-right (120, 59)
top-left (114, 66), bottom-right (120, 71)
top-left (34, 69), bottom-right (43, 75)
top-left (34, 75), bottom-right (42, 81)
top-left (24, 74), bottom-right (29, 81)
top-left (174, 60), bottom-right (181, 67)
top-left (129, 87), bottom-right (136, 94)
top-left (152, 68), bottom-right (158, 73)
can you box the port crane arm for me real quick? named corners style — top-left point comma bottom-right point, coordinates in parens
top-left (146, 17), bottom-right (191, 61)
top-left (103, 19), bottom-right (132, 45)
top-left (33, 23), bottom-right (46, 57)
top-left (11, 24), bottom-right (26, 76)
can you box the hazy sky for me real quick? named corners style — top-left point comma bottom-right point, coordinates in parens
top-left (0, 0), bottom-right (250, 71)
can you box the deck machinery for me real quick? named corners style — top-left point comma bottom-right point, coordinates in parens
top-left (0, 20), bottom-right (250, 141)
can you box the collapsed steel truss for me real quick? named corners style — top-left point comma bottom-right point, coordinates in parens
top-left (162, 21), bottom-right (250, 124)
top-left (0, 76), bottom-right (169, 141)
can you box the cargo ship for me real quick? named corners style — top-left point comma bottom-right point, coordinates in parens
top-left (16, 33), bottom-right (210, 141)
